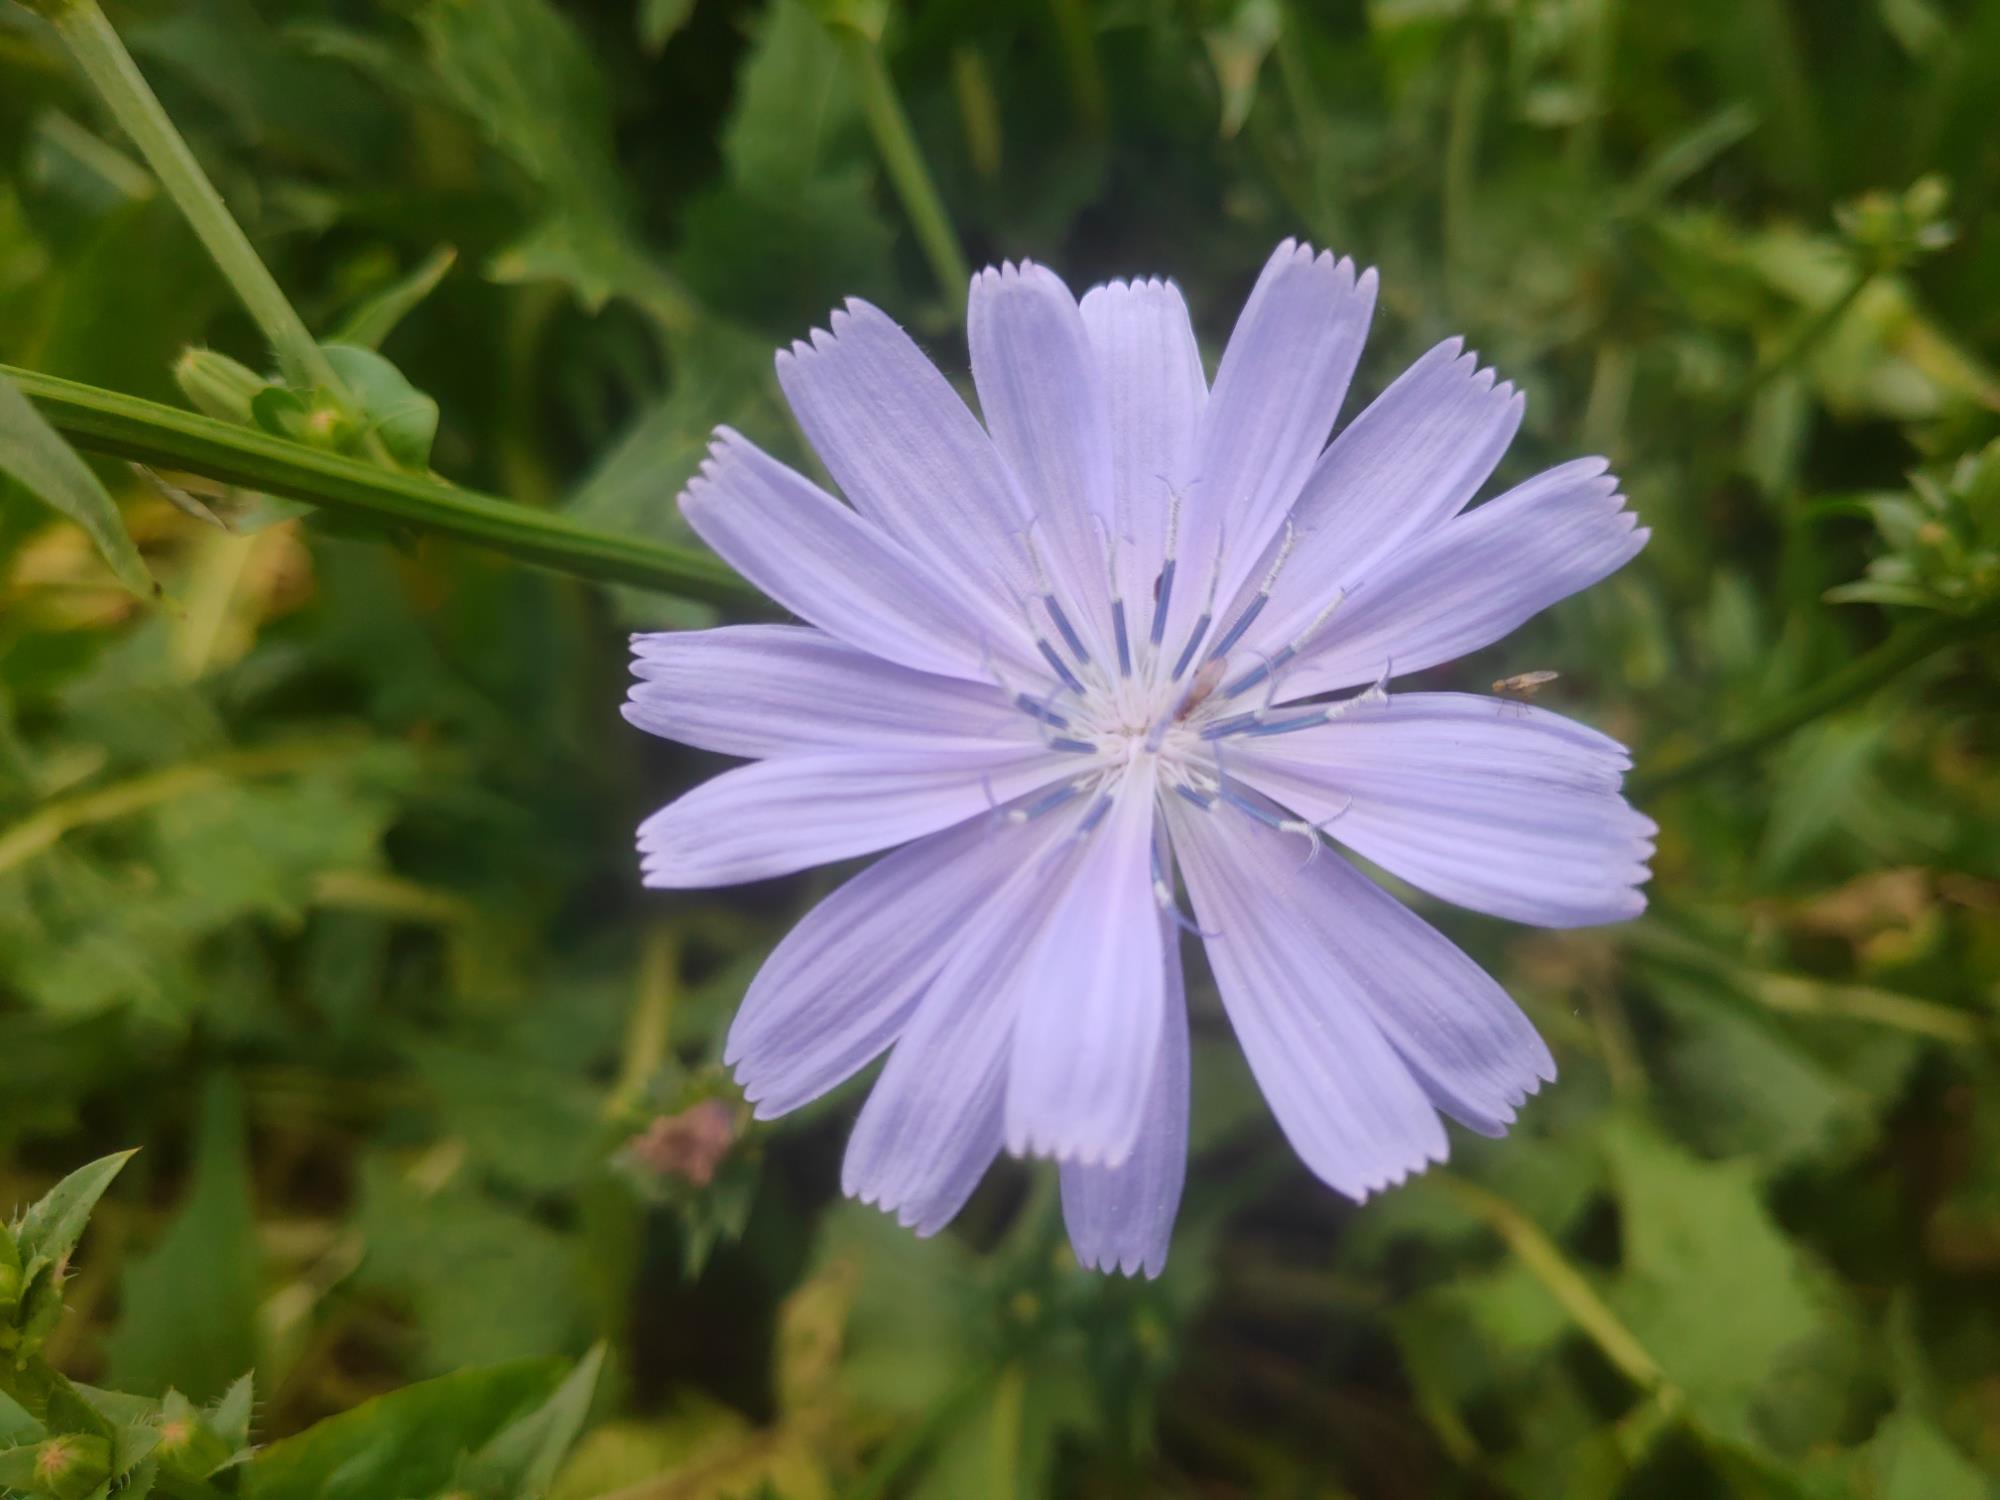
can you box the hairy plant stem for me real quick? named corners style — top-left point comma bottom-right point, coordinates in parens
top-left (6, 365), bottom-right (758, 605)
top-left (44, 2), bottom-right (339, 397)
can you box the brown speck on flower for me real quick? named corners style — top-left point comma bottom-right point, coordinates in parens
top-left (628, 1099), bottom-right (736, 1188)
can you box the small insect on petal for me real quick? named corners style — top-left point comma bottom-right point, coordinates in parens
top-left (1492, 670), bottom-right (1559, 700)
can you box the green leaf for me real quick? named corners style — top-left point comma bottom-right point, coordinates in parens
top-left (1203, 0), bottom-right (1283, 138)
top-left (329, 247), bottom-right (458, 350)
top-left (455, 1344), bottom-right (605, 1497)
top-left (104, 1076), bottom-right (260, 1402)
top-left (0, 1392), bottom-right (44, 1448)
top-left (245, 1359), bottom-right (566, 1500)
top-left (1859, 1411), bottom-right (1991, 1500)
top-left (0, 371), bottom-right (154, 598)
top-left (320, 344), bottom-right (440, 472)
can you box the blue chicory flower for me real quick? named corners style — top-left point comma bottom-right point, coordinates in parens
top-left (625, 241), bottom-right (1652, 1276)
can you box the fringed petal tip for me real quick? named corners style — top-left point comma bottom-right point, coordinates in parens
top-left (1070, 1243), bottom-right (1169, 1280)
top-left (1265, 235), bottom-right (1373, 293)
top-left (1321, 1134), bottom-right (1453, 1206)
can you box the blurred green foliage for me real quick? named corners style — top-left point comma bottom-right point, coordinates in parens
top-left (2, 0), bottom-right (1999, 1496)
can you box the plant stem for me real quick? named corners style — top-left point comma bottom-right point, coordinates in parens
top-left (43, 1), bottom-right (341, 398)
top-left (7, 364), bottom-right (759, 605)
top-left (1434, 1175), bottom-right (1672, 1396)
top-left (1632, 594), bottom-right (2000, 794)
top-left (832, 26), bottom-right (972, 314)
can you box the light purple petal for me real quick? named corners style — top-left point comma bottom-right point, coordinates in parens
top-left (1278, 459), bottom-right (1648, 696)
top-left (1233, 340), bottom-right (1523, 659)
top-left (1167, 798), bottom-right (1448, 1197)
top-left (969, 262), bottom-right (1118, 657)
top-left (1078, 278), bottom-right (1208, 612)
top-left (638, 743), bottom-right (1063, 888)
top-left (773, 301), bottom-right (1039, 660)
top-left (728, 808), bottom-right (1078, 1118)
top-left (626, 625), bottom-right (1024, 759)
top-left (1230, 693), bottom-right (1655, 928)
top-left (1239, 813), bottom-right (1554, 1137)
top-left (1060, 911), bottom-right (1188, 1277)
top-left (679, 428), bottom-right (997, 681)
top-left (1186, 241), bottom-right (1376, 618)
top-left (1005, 761), bottom-right (1166, 1166)
top-left (842, 804), bottom-right (1091, 1234)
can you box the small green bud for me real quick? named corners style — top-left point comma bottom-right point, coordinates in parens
top-left (1834, 175), bottom-right (1956, 265)
top-left (174, 348), bottom-right (273, 426)
top-left (27, 1434), bottom-right (112, 1500)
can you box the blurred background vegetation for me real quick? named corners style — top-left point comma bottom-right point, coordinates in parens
top-left (2, 0), bottom-right (1998, 1495)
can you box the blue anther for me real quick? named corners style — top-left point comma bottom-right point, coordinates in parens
top-left (1220, 644), bottom-right (1296, 701)
top-left (1170, 613), bottom-right (1212, 681)
top-left (1241, 710), bottom-right (1330, 738)
top-left (1204, 594), bottom-right (1268, 662)
top-left (1036, 639), bottom-right (1086, 695)
top-left (1150, 560), bottom-right (1176, 646)
top-left (1043, 595), bottom-right (1091, 665)
top-left (1198, 711), bottom-right (1265, 741)
top-left (1017, 781), bottom-right (1084, 819)
top-left (1218, 786), bottom-right (1288, 829)
top-left (1014, 692), bottom-right (1070, 729)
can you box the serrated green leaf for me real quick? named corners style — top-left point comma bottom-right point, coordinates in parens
top-left (674, 0), bottom-right (894, 325)
top-left (416, 0), bottom-right (682, 323)
top-left (1603, 1119), bottom-right (1828, 1447)
top-left (0, 372), bottom-right (154, 598)
top-left (207, 1374), bottom-right (254, 1452)
top-left (15, 1151), bottom-right (137, 1277)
